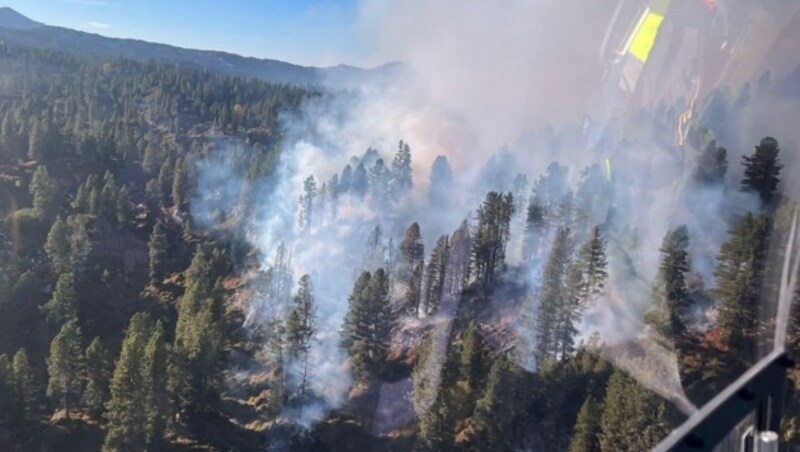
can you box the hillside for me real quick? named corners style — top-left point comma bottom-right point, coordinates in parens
top-left (0, 7), bottom-right (398, 87)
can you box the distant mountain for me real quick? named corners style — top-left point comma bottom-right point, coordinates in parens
top-left (0, 7), bottom-right (399, 87)
top-left (0, 7), bottom-right (42, 30)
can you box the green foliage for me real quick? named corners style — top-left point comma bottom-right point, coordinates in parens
top-left (693, 140), bottom-right (728, 186)
top-left (536, 226), bottom-right (574, 363)
top-left (646, 226), bottom-right (690, 344)
top-left (471, 191), bottom-right (515, 288)
top-left (568, 396), bottom-right (602, 452)
top-left (285, 274), bottom-right (316, 398)
top-left (598, 369), bottom-right (671, 451)
top-left (104, 313), bottom-right (168, 451)
top-left (30, 164), bottom-right (57, 214)
top-left (42, 272), bottom-right (78, 326)
top-left (12, 348), bottom-right (39, 423)
top-left (148, 221), bottom-right (169, 283)
top-left (714, 212), bottom-right (772, 362)
top-left (84, 337), bottom-right (113, 416)
top-left (741, 136), bottom-right (782, 204)
top-left (46, 319), bottom-right (85, 419)
top-left (342, 269), bottom-right (395, 380)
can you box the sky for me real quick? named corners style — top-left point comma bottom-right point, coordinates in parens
top-left (0, 0), bottom-right (379, 67)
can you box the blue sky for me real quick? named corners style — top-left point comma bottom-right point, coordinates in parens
top-left (0, 0), bottom-right (375, 67)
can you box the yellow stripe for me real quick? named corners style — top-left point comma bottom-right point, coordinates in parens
top-left (627, 11), bottom-right (665, 63)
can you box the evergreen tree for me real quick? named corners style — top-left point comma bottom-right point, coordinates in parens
top-left (646, 226), bottom-right (690, 344)
top-left (446, 220), bottom-right (472, 295)
top-left (28, 117), bottom-right (44, 161)
top-left (351, 162), bottom-right (368, 198)
top-left (42, 272), bottom-right (78, 325)
top-left (741, 137), bottom-right (782, 204)
top-left (558, 227), bottom-right (608, 358)
top-left (148, 220), bottom-right (169, 283)
top-left (172, 155), bottom-right (189, 210)
top-left (536, 226), bottom-right (573, 363)
top-left (30, 164), bottom-right (56, 213)
top-left (428, 155), bottom-right (453, 206)
top-left (339, 164), bottom-right (353, 194)
top-left (267, 320), bottom-right (287, 414)
top-left (471, 192), bottom-right (515, 288)
top-left (46, 319), bottom-right (85, 420)
top-left (285, 274), bottom-right (316, 398)
top-left (342, 269), bottom-right (395, 379)
top-left (104, 313), bottom-right (152, 451)
top-left (116, 184), bottom-right (131, 225)
top-left (424, 235), bottom-right (450, 315)
top-left (456, 323), bottom-right (485, 413)
top-left (522, 193), bottom-right (547, 263)
top-left (390, 140), bottom-right (413, 200)
top-left (714, 213), bottom-right (772, 360)
top-left (598, 369), bottom-right (671, 451)
top-left (404, 261), bottom-right (424, 317)
top-left (471, 356), bottom-right (524, 450)
top-left (298, 175), bottom-right (318, 230)
top-left (142, 320), bottom-right (169, 448)
top-left (693, 140), bottom-right (728, 186)
top-left (569, 396), bottom-right (602, 452)
top-left (368, 158), bottom-right (390, 209)
top-left (84, 337), bottom-right (113, 417)
top-left (12, 348), bottom-right (38, 423)
top-left (400, 222), bottom-right (425, 284)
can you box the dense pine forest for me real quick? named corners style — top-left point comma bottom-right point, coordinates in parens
top-left (2, 37), bottom-right (800, 452)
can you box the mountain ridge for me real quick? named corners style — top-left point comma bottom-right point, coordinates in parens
top-left (0, 7), bottom-right (398, 87)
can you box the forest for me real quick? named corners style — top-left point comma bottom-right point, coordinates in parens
top-left (1, 37), bottom-right (800, 452)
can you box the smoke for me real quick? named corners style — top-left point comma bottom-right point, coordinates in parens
top-left (186, 0), bottom-right (800, 437)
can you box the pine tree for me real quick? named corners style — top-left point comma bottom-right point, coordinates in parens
top-left (298, 175), bottom-right (318, 230)
top-left (414, 335), bottom-right (458, 450)
top-left (27, 117), bottom-right (44, 161)
top-left (12, 348), bottom-right (38, 423)
top-left (142, 320), bottom-right (169, 448)
top-left (400, 222), bottom-right (425, 284)
top-left (352, 162), bottom-right (368, 198)
top-left (741, 136), bottom-right (782, 204)
top-left (42, 272), bottom-right (78, 325)
top-left (267, 320), bottom-right (287, 415)
top-left (44, 217), bottom-right (70, 274)
top-left (104, 313), bottom-right (152, 451)
top-left (598, 369), bottom-right (671, 451)
top-left (569, 396), bottom-right (602, 452)
top-left (148, 220), bottom-right (169, 283)
top-left (404, 261), bottom-right (424, 317)
top-left (536, 226), bottom-right (573, 363)
top-left (558, 227), bottom-right (608, 358)
top-left (46, 319), bottom-right (85, 420)
top-left (471, 357), bottom-right (523, 450)
top-left (285, 274), bottom-right (316, 398)
top-left (116, 184), bottom-right (131, 226)
top-left (339, 164), bottom-right (353, 193)
top-left (714, 213), bottom-right (772, 360)
top-left (471, 192), bottom-right (515, 288)
top-left (646, 226), bottom-right (690, 344)
top-left (84, 337), bottom-right (113, 417)
top-left (512, 173), bottom-right (529, 213)
top-left (428, 155), bottom-right (453, 206)
top-left (0, 354), bottom-right (12, 424)
top-left (368, 158), bottom-right (390, 209)
top-left (30, 164), bottom-right (56, 213)
top-left (423, 235), bottom-right (450, 315)
top-left (390, 140), bottom-right (413, 200)
top-left (172, 155), bottom-right (189, 210)
top-left (446, 220), bottom-right (472, 295)
top-left (342, 269), bottom-right (395, 379)
top-left (522, 194), bottom-right (547, 263)
top-left (456, 323), bottom-right (485, 413)
top-left (99, 170), bottom-right (119, 218)
top-left (693, 140), bottom-right (728, 186)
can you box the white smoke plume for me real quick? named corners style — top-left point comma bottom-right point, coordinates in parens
top-left (188, 0), bottom-right (800, 434)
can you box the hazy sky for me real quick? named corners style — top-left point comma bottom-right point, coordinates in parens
top-left (0, 0), bottom-right (377, 67)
